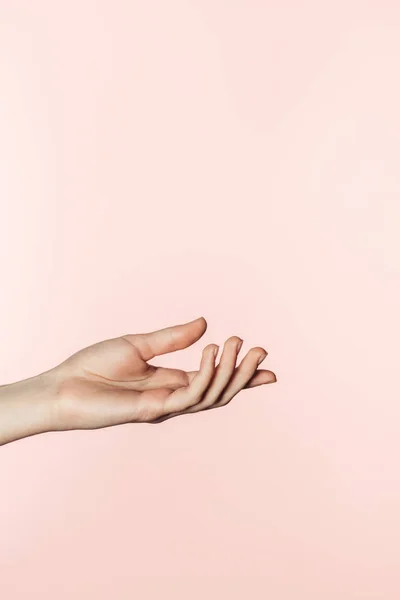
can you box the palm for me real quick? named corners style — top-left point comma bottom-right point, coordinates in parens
top-left (54, 317), bottom-right (276, 431)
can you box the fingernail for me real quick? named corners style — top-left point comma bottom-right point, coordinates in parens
top-left (236, 339), bottom-right (243, 353)
top-left (257, 353), bottom-right (267, 365)
top-left (213, 345), bottom-right (219, 358)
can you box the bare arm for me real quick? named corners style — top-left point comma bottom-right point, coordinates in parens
top-left (0, 371), bottom-right (58, 445)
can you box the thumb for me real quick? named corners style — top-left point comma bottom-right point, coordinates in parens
top-left (124, 316), bottom-right (208, 361)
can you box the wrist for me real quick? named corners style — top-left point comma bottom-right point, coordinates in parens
top-left (0, 369), bottom-right (60, 445)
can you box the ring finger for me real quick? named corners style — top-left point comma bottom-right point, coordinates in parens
top-left (183, 336), bottom-right (243, 413)
top-left (209, 347), bottom-right (275, 409)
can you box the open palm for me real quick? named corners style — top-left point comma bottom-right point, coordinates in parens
top-left (52, 317), bottom-right (276, 431)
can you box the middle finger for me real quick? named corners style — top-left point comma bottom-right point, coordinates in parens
top-left (182, 336), bottom-right (243, 413)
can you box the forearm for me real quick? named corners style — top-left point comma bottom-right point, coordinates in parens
top-left (0, 370), bottom-right (58, 446)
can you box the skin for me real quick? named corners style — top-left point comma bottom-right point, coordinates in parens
top-left (0, 316), bottom-right (276, 446)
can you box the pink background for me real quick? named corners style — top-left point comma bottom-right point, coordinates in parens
top-left (1, 1), bottom-right (400, 598)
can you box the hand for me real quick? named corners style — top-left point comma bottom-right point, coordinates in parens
top-left (51, 316), bottom-right (277, 431)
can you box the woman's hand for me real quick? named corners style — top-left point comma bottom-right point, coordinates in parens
top-left (51, 316), bottom-right (276, 431)
top-left (0, 316), bottom-right (276, 445)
